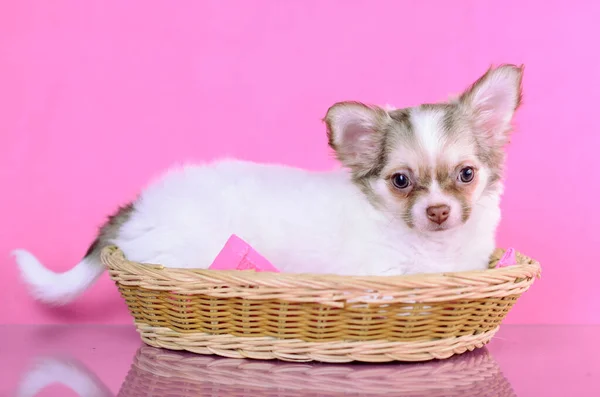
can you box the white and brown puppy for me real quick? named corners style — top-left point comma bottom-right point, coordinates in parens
top-left (13, 65), bottom-right (523, 305)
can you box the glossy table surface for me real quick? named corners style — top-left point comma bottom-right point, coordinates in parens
top-left (2, 325), bottom-right (598, 397)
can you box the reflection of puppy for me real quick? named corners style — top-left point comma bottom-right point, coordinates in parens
top-left (14, 65), bottom-right (523, 305)
top-left (16, 356), bottom-right (113, 397)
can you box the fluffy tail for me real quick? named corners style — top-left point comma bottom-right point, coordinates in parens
top-left (12, 248), bottom-right (105, 306)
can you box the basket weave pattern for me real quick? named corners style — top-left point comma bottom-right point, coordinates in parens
top-left (102, 246), bottom-right (540, 362)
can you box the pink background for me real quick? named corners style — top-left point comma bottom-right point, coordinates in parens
top-left (1, 0), bottom-right (598, 325)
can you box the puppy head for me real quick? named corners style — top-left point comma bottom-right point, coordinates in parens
top-left (325, 64), bottom-right (523, 233)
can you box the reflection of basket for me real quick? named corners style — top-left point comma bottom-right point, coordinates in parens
top-left (103, 246), bottom-right (540, 363)
top-left (117, 345), bottom-right (517, 397)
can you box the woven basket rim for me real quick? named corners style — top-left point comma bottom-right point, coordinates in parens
top-left (104, 245), bottom-right (540, 363)
top-left (102, 245), bottom-right (541, 286)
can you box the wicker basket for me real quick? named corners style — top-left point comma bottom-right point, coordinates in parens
top-left (102, 246), bottom-right (540, 363)
top-left (118, 345), bottom-right (516, 397)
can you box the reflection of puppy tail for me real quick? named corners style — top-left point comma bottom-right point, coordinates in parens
top-left (17, 356), bottom-right (113, 397)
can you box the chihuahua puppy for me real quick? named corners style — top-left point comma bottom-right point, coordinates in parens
top-left (13, 65), bottom-right (523, 305)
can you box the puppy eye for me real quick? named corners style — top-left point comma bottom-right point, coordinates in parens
top-left (392, 173), bottom-right (411, 189)
top-left (459, 167), bottom-right (475, 183)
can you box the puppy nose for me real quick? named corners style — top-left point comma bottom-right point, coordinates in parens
top-left (426, 205), bottom-right (450, 225)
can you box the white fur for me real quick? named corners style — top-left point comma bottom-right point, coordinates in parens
top-left (117, 160), bottom-right (435, 275)
top-left (12, 251), bottom-right (102, 305)
top-left (410, 108), bottom-right (446, 162)
top-left (114, 160), bottom-right (497, 275)
top-left (14, 158), bottom-right (500, 305)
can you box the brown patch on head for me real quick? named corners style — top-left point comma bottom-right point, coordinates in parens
top-left (387, 108), bottom-right (411, 125)
top-left (440, 103), bottom-right (464, 140)
top-left (383, 109), bottom-right (418, 161)
top-left (386, 111), bottom-right (416, 154)
top-left (419, 103), bottom-right (454, 112)
top-left (84, 202), bottom-right (135, 260)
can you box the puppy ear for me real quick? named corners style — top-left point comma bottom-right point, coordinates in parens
top-left (324, 102), bottom-right (389, 176)
top-left (460, 64), bottom-right (524, 146)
